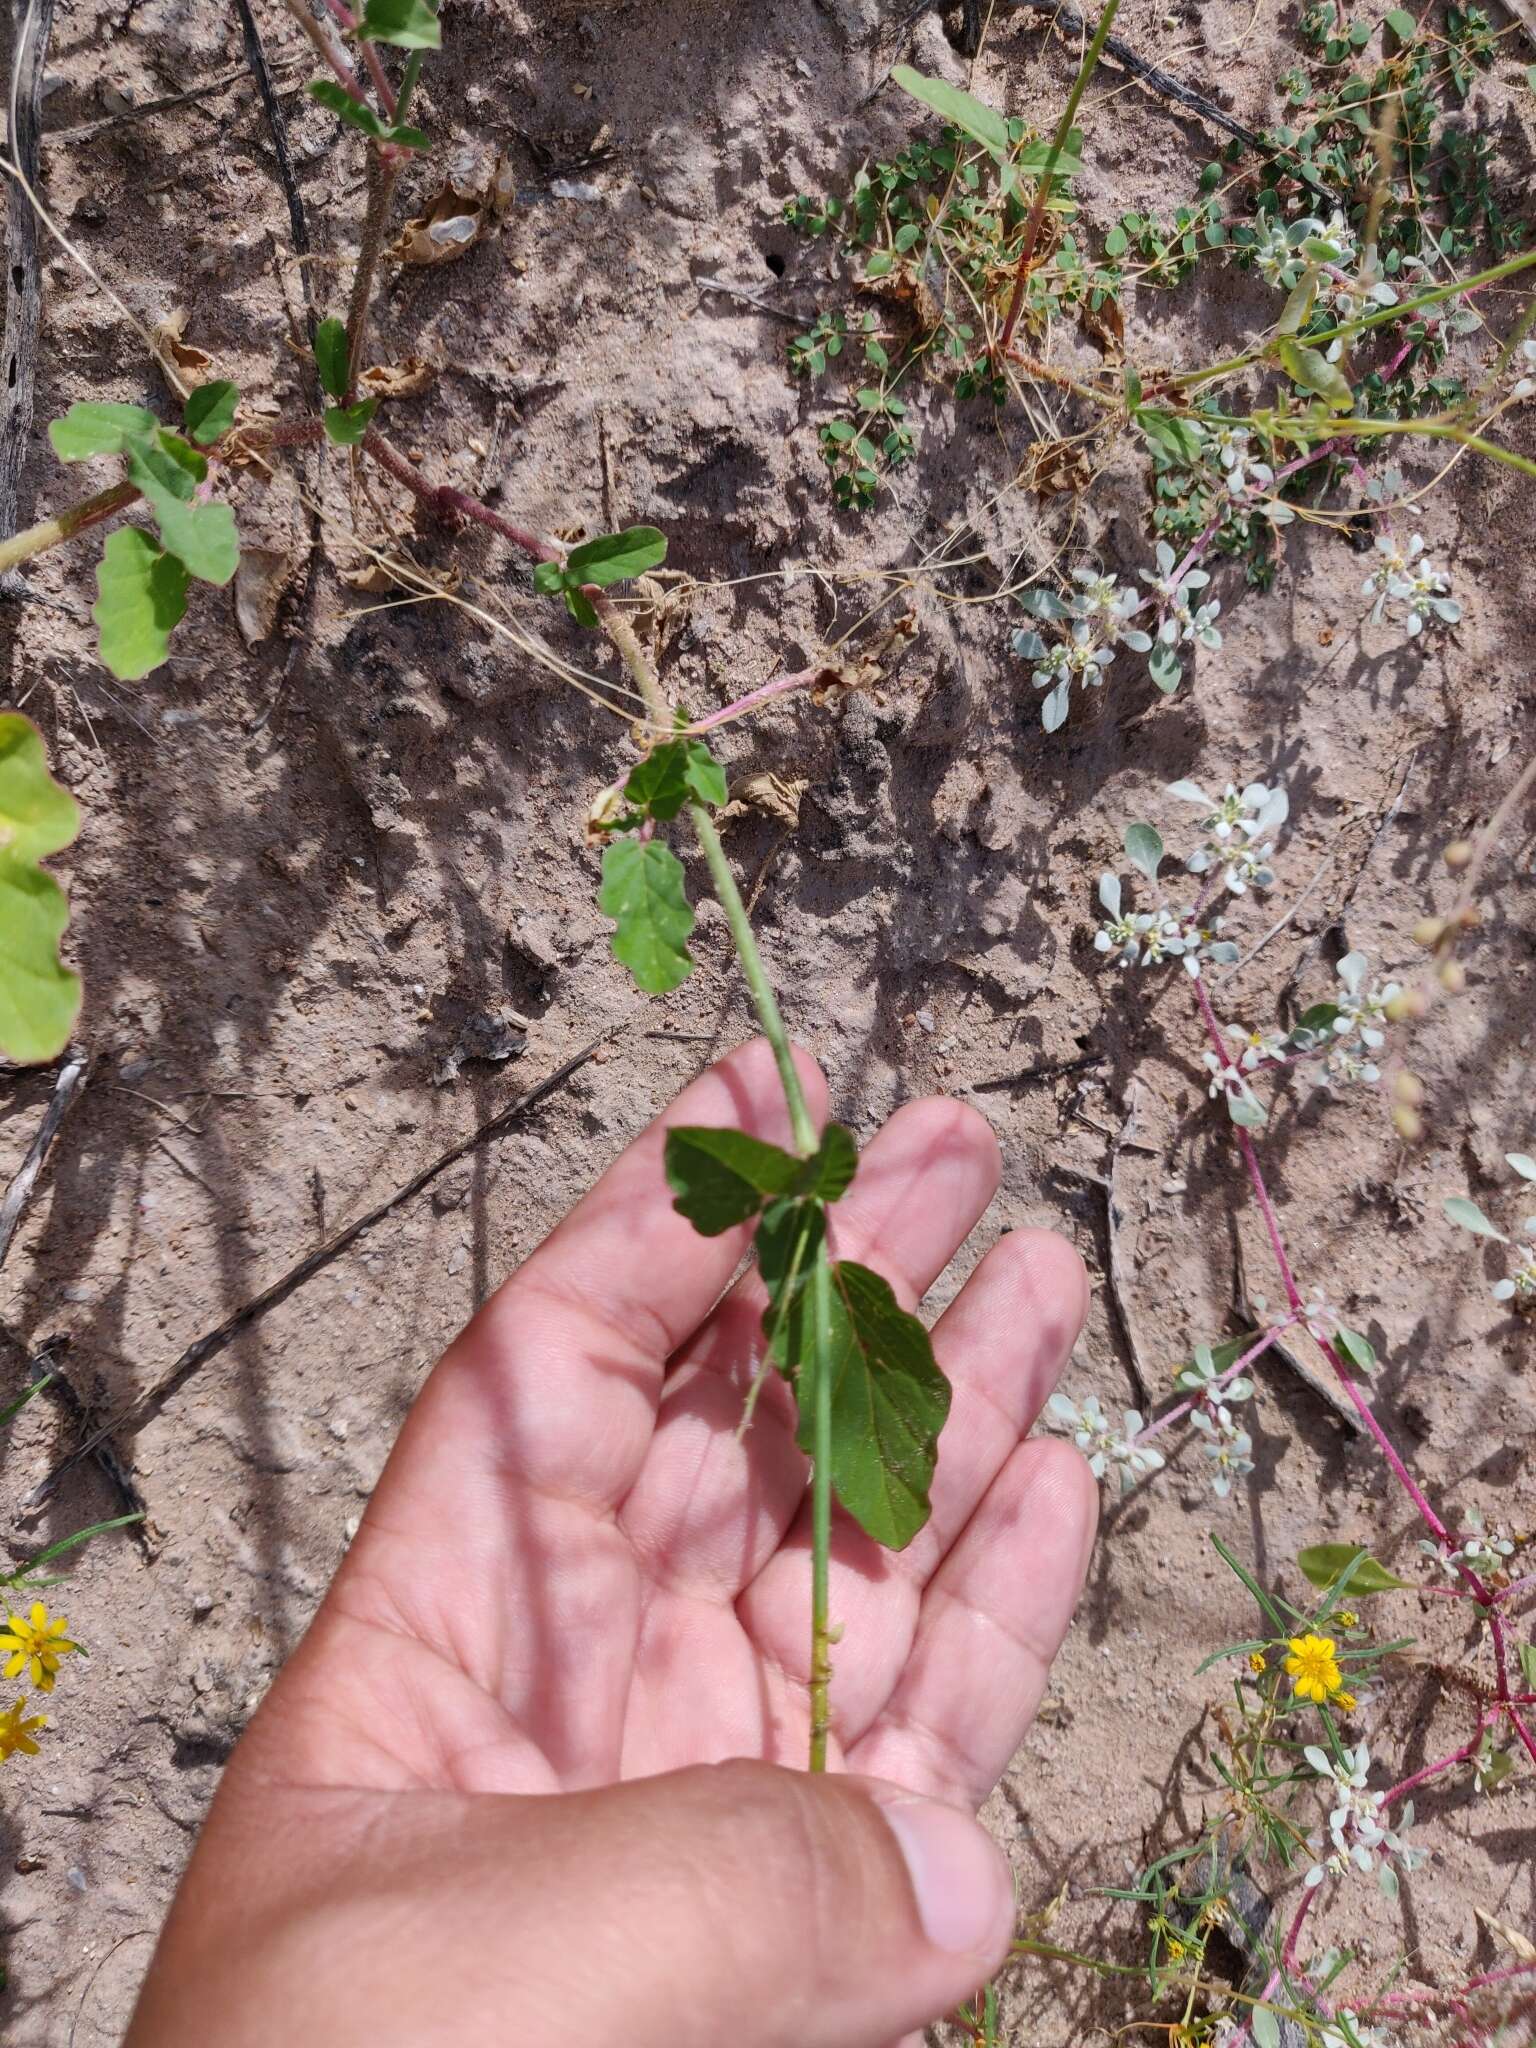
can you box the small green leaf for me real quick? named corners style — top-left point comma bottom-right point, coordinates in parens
top-left (1193, 1637), bottom-right (1273, 1676)
top-left (1135, 407), bottom-right (1206, 464)
top-left (323, 399), bottom-right (377, 447)
top-left (48, 401), bottom-right (158, 461)
top-left (1295, 1002), bottom-right (1342, 1036)
top-left (786, 1250), bottom-right (951, 1550)
top-left (1505, 1153), bottom-right (1536, 1183)
top-left (0, 1374), bottom-right (52, 1432)
top-left (757, 1195), bottom-right (826, 1330)
top-left (803, 1123), bottom-right (858, 1204)
top-left (890, 65), bottom-right (1009, 156)
top-left (1276, 337), bottom-right (1354, 411)
top-left (1252, 2003), bottom-right (1281, 2048)
top-left (1444, 1195), bottom-right (1506, 1241)
top-left (314, 318), bottom-right (352, 401)
top-left (307, 79), bottom-right (428, 148)
top-left (1124, 821), bottom-right (1163, 883)
top-left (598, 836), bottom-right (694, 993)
top-left (184, 380), bottom-right (239, 447)
top-left (139, 482), bottom-right (239, 586)
top-left (624, 740), bottom-right (727, 822)
top-left (0, 715), bottom-right (82, 1065)
top-left (92, 526), bottom-right (189, 681)
top-left (1276, 270), bottom-right (1319, 336)
top-left (1298, 1543), bottom-right (1412, 1595)
top-left (1384, 7), bottom-right (1416, 35)
top-left (1519, 1642), bottom-right (1536, 1687)
top-left (1335, 1326), bottom-right (1376, 1373)
top-left (565, 525), bottom-right (669, 588)
top-left (1104, 224), bottom-right (1128, 257)
top-left (358, 0), bottom-right (440, 46)
top-left (665, 1126), bottom-right (805, 1234)
top-left (1228, 1094), bottom-right (1267, 1128)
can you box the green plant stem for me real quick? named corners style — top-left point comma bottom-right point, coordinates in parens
top-left (687, 800), bottom-right (817, 1157)
top-left (806, 1241), bottom-right (835, 1772)
top-left (345, 148), bottom-right (399, 389)
top-left (0, 481), bottom-right (137, 573)
top-left (996, 0), bottom-right (1122, 360)
top-left (1319, 414), bottom-right (1536, 479)
top-left (393, 49), bottom-right (424, 124)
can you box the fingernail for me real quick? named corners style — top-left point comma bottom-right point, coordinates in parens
top-left (877, 1795), bottom-right (1014, 1957)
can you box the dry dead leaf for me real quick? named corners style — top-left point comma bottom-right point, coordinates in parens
top-left (1475, 1910), bottom-right (1536, 1962)
top-left (391, 143), bottom-right (516, 269)
top-left (358, 356), bottom-right (438, 401)
top-left (1080, 292), bottom-right (1124, 357)
top-left (232, 546), bottom-right (291, 646)
top-left (719, 772), bottom-right (810, 830)
top-left (152, 309), bottom-right (213, 393)
top-left (1028, 436), bottom-right (1092, 498)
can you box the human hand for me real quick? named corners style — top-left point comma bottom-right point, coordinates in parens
top-left (127, 1040), bottom-right (1096, 2047)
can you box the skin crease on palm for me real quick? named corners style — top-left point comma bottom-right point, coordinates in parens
top-left (125, 1039), bottom-right (1099, 2048)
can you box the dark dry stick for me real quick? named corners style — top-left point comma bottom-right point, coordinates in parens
top-left (24, 1026), bottom-right (628, 1508)
top-left (0, 1047), bottom-right (88, 1272)
top-left (0, 0), bottom-right (55, 593)
top-left (233, 0), bottom-right (316, 341)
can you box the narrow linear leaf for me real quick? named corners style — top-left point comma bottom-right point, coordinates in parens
top-left (314, 318), bottom-right (352, 402)
top-left (889, 65), bottom-right (1010, 157)
top-left (92, 526), bottom-right (189, 681)
top-left (598, 836), bottom-right (695, 993)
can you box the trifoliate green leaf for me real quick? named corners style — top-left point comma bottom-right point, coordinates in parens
top-left (184, 380), bottom-right (239, 446)
top-left (358, 0), bottom-right (440, 46)
top-left (598, 836), bottom-right (694, 993)
top-left (92, 527), bottom-right (189, 680)
top-left (48, 401), bottom-right (159, 462)
top-left (0, 714), bottom-right (82, 1064)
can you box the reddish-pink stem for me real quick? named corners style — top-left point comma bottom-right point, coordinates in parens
top-left (1134, 1319), bottom-right (1295, 1445)
top-left (1382, 1719), bottom-right (1490, 1807)
top-left (360, 431), bottom-right (561, 561)
top-left (685, 665), bottom-right (825, 735)
top-left (321, 0), bottom-right (399, 115)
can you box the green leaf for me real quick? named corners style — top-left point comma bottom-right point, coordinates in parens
top-left (1014, 135), bottom-right (1084, 182)
top-left (598, 836), bottom-right (694, 993)
top-left (1519, 1642), bottom-right (1536, 1687)
top-left (1444, 1195), bottom-right (1506, 1240)
top-left (624, 740), bottom-right (727, 822)
top-left (358, 0), bottom-right (440, 46)
top-left (307, 79), bottom-right (428, 149)
top-left (1275, 337), bottom-right (1354, 411)
top-left (1335, 1326), bottom-right (1376, 1373)
top-left (7, 1512), bottom-right (143, 1579)
top-left (1135, 407), bottom-right (1206, 464)
top-left (1505, 1153), bottom-right (1536, 1183)
top-left (1193, 1637), bottom-right (1273, 1676)
top-left (1124, 821), bottom-right (1163, 883)
top-left (314, 318), bottom-right (352, 401)
top-left (565, 525), bottom-right (669, 588)
top-left (48, 401), bottom-right (158, 461)
top-left (1298, 1543), bottom-right (1412, 1595)
top-left (0, 1374), bottom-right (51, 1432)
top-left (323, 398), bottom-right (377, 447)
top-left (1276, 269), bottom-right (1319, 336)
top-left (1229, 1094), bottom-right (1267, 1128)
top-left (1147, 641), bottom-right (1182, 693)
top-left (1385, 7), bottom-right (1416, 35)
top-left (1104, 224), bottom-right (1128, 257)
top-left (133, 472), bottom-right (239, 586)
top-left (92, 526), bottom-right (189, 681)
top-left (1252, 2004), bottom-right (1281, 2048)
top-left (0, 716), bottom-right (82, 1065)
top-left (787, 1252), bottom-right (951, 1550)
top-left (890, 65), bottom-right (1009, 156)
top-left (757, 1195), bottom-right (826, 1329)
top-left (1211, 1534), bottom-right (1289, 1635)
top-left (664, 1126), bottom-right (806, 1234)
top-left (1295, 1001), bottom-right (1342, 1036)
top-left (184, 380), bottom-right (239, 446)
top-left (803, 1122), bottom-right (858, 1204)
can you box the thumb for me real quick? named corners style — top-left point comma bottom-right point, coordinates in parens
top-left (469, 1760), bottom-right (1016, 2048)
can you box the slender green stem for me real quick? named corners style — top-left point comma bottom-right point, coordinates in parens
top-left (688, 801), bottom-right (817, 1156)
top-left (807, 1237), bottom-right (835, 1772)
top-left (1309, 414), bottom-right (1536, 479)
top-left (0, 481), bottom-right (138, 573)
top-left (996, 0), bottom-right (1122, 360)
top-left (394, 49), bottom-right (424, 124)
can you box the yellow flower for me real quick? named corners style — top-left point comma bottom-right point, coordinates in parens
top-left (1336, 1610), bottom-right (1358, 1629)
top-left (0, 1601), bottom-right (78, 1693)
top-left (0, 1696), bottom-right (47, 1762)
top-left (1284, 1632), bottom-right (1343, 1704)
top-left (1335, 1689), bottom-right (1357, 1713)
top-left (1248, 1651), bottom-right (1267, 1675)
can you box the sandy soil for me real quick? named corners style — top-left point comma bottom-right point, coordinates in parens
top-left (1, 0), bottom-right (1533, 2038)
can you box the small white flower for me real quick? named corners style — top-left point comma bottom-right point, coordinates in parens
top-left (1301, 1291), bottom-right (1340, 1343)
top-left (1047, 1391), bottom-right (1163, 1492)
top-left (1225, 1020), bottom-right (1287, 1072)
top-left (1512, 337), bottom-right (1536, 403)
top-left (1190, 1407), bottom-right (1254, 1496)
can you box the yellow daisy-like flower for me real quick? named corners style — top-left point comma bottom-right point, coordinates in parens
top-left (1335, 1689), bottom-right (1357, 1713)
top-left (1284, 1632), bottom-right (1343, 1704)
top-left (1248, 1651), bottom-right (1267, 1675)
top-left (0, 1696), bottom-right (47, 1763)
top-left (1336, 1610), bottom-right (1358, 1629)
top-left (0, 1601), bottom-right (78, 1693)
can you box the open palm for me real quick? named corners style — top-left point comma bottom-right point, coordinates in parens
top-left (238, 1039), bottom-right (1097, 1814)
